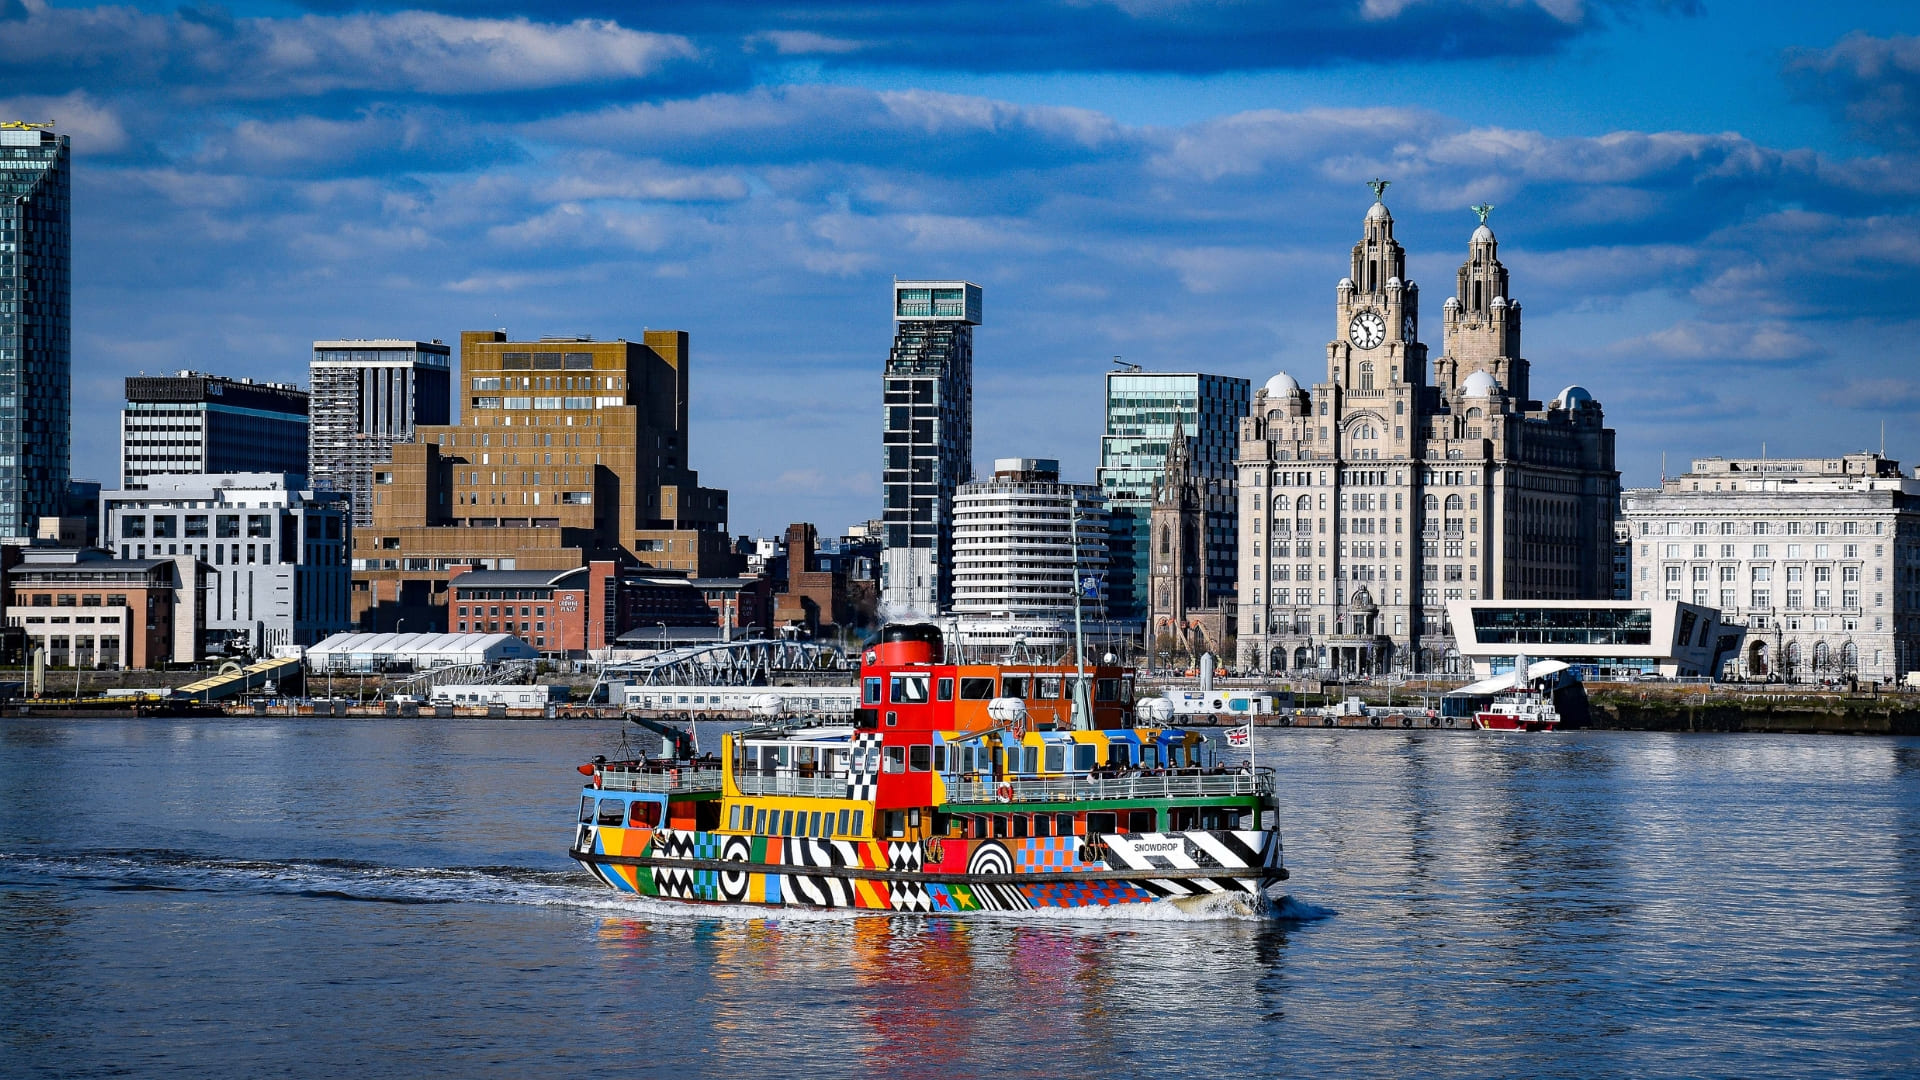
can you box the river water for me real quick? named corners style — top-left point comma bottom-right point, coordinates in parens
top-left (2, 717), bottom-right (1918, 1078)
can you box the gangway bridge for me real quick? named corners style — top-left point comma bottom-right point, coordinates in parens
top-left (171, 655), bottom-right (304, 703)
top-left (593, 638), bottom-right (846, 700)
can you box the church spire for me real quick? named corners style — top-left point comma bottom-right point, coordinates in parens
top-left (1158, 416), bottom-right (1190, 501)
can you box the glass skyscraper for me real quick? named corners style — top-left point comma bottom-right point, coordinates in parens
top-left (0, 123), bottom-right (71, 539)
top-left (1097, 371), bottom-right (1249, 622)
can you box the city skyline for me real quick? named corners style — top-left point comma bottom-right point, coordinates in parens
top-left (3, 2), bottom-right (1917, 538)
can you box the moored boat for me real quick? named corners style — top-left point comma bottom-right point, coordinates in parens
top-left (568, 623), bottom-right (1286, 912)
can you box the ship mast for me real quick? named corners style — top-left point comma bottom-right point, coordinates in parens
top-left (1070, 505), bottom-right (1093, 731)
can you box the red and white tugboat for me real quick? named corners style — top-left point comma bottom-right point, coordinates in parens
top-left (1473, 687), bottom-right (1561, 732)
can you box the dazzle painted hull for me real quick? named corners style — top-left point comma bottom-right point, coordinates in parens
top-left (570, 825), bottom-right (1284, 912)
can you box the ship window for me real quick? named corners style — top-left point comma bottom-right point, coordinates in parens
top-left (886, 712), bottom-right (898, 727)
top-left (1074, 744), bottom-right (1097, 772)
top-left (755, 809), bottom-right (768, 834)
top-left (884, 746), bottom-right (906, 773)
top-left (728, 805), bottom-right (741, 830)
top-left (838, 809), bottom-right (850, 836)
top-left (1033, 814), bottom-right (1052, 837)
top-left (937, 678), bottom-right (954, 701)
top-left (992, 815), bottom-right (1008, 839)
top-left (578, 796), bottom-right (595, 823)
top-left (1012, 815), bottom-right (1028, 839)
top-left (597, 799), bottom-right (625, 826)
top-left (959, 677), bottom-right (995, 700)
top-left (908, 808), bottom-right (921, 828)
top-left (630, 801), bottom-right (661, 827)
top-left (810, 812), bottom-right (823, 836)
top-left (863, 678), bottom-right (882, 704)
top-left (933, 745), bottom-right (948, 771)
top-left (1142, 745), bottom-right (1160, 768)
top-left (1110, 744), bottom-right (1132, 768)
top-left (971, 816), bottom-right (988, 839)
top-left (885, 810), bottom-right (906, 839)
top-left (1128, 809), bottom-right (1156, 833)
top-left (1044, 745), bottom-right (1065, 772)
top-left (1087, 812), bottom-right (1117, 837)
top-left (890, 674), bottom-right (929, 704)
top-left (852, 810), bottom-right (865, 837)
top-left (1096, 678), bottom-right (1120, 701)
top-left (1023, 747), bottom-right (1039, 773)
top-left (1001, 675), bottom-right (1030, 698)
top-left (1057, 813), bottom-right (1077, 837)
top-left (781, 810), bottom-right (795, 836)
top-left (1037, 675), bottom-right (1063, 699)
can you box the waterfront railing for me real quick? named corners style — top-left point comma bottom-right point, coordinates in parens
top-left (601, 768), bottom-right (724, 794)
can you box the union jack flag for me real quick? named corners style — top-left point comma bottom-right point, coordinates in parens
top-left (1224, 723), bottom-right (1252, 748)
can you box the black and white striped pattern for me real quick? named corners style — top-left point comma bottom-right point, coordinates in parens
top-left (718, 835), bottom-right (752, 902)
top-left (846, 733), bottom-right (884, 802)
top-left (1099, 830), bottom-right (1273, 897)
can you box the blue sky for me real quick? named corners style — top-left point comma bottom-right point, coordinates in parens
top-left (7, 0), bottom-right (1920, 537)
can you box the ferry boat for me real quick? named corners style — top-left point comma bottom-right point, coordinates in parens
top-left (568, 623), bottom-right (1285, 913)
top-left (1472, 688), bottom-right (1561, 732)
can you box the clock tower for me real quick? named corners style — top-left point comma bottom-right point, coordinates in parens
top-left (1329, 179), bottom-right (1424, 396)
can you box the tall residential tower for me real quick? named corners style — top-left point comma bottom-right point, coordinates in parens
top-left (309, 340), bottom-right (453, 527)
top-left (0, 122), bottom-right (71, 539)
top-left (881, 280), bottom-right (980, 615)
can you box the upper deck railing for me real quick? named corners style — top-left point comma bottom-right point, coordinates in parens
top-left (599, 767), bottom-right (724, 794)
top-left (944, 768), bottom-right (1273, 805)
top-left (606, 765), bottom-right (1273, 803)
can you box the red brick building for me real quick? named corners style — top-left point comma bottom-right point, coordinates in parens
top-left (447, 562), bottom-right (617, 655)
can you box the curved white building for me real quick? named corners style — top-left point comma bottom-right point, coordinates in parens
top-left (952, 459), bottom-right (1108, 617)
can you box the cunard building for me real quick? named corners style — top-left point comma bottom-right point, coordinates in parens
top-left (1235, 185), bottom-right (1619, 675)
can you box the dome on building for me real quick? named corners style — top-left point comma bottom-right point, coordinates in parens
top-left (1386, 276), bottom-right (1403, 289)
top-left (1443, 296), bottom-right (1460, 309)
top-left (1462, 370), bottom-right (1498, 397)
top-left (1472, 223), bottom-right (1494, 243)
top-left (1264, 371), bottom-right (1301, 397)
top-left (1337, 276), bottom-right (1355, 289)
top-left (1489, 295), bottom-right (1508, 309)
top-left (1554, 385), bottom-right (1596, 410)
top-left (1366, 201), bottom-right (1390, 222)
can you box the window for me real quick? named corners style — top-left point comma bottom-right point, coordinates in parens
top-left (216, 515), bottom-right (239, 539)
top-left (1001, 675), bottom-right (1030, 698)
top-left (890, 673), bottom-right (929, 704)
top-left (937, 678), bottom-right (954, 701)
top-left (597, 799), bottom-right (626, 826)
top-left (884, 746), bottom-right (906, 773)
top-left (1074, 744), bottom-right (1096, 771)
top-left (959, 677), bottom-right (995, 700)
top-left (863, 677), bottom-right (882, 705)
top-left (121, 516), bottom-right (145, 538)
top-left (1044, 744), bottom-right (1065, 772)
top-left (909, 745), bottom-right (931, 772)
top-left (629, 801), bottom-right (660, 827)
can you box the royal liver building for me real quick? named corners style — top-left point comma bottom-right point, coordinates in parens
top-left (1236, 184), bottom-right (1619, 675)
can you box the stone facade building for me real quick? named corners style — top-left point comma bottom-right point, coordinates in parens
top-left (1150, 423), bottom-right (1234, 661)
top-left (1621, 454), bottom-right (1920, 682)
top-left (1235, 189), bottom-right (1619, 675)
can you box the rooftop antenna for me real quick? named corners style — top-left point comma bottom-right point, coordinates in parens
top-left (1111, 355), bottom-right (1141, 372)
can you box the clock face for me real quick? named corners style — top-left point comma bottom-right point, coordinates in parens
top-left (1403, 313), bottom-right (1416, 342)
top-left (1349, 310), bottom-right (1386, 350)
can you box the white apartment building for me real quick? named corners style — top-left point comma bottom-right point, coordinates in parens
top-left (1621, 454), bottom-right (1920, 682)
top-left (99, 473), bottom-right (352, 656)
top-left (951, 458), bottom-right (1107, 618)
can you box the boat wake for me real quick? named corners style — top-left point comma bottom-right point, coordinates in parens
top-left (0, 849), bottom-right (866, 921)
top-left (0, 849), bottom-right (1331, 925)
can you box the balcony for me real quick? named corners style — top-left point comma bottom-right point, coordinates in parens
top-left (734, 774), bottom-right (852, 799)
